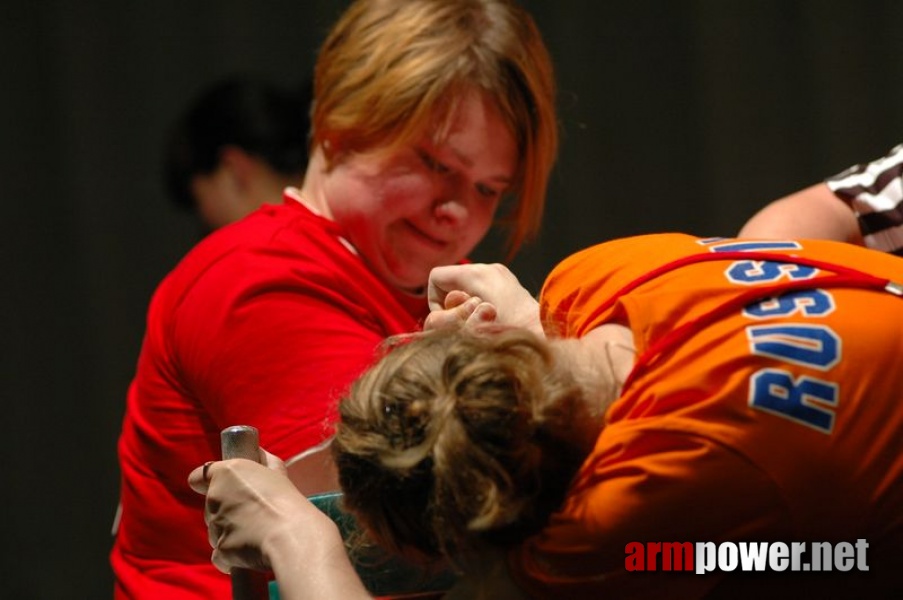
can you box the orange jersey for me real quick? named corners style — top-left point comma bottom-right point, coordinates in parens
top-left (510, 233), bottom-right (903, 598)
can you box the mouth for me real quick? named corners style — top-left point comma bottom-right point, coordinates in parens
top-left (403, 220), bottom-right (450, 250)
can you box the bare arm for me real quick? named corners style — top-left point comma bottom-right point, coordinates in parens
top-left (738, 183), bottom-right (863, 244)
top-left (285, 439), bottom-right (340, 497)
top-left (189, 453), bottom-right (371, 600)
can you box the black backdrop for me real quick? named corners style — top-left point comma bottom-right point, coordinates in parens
top-left (2, 1), bottom-right (900, 597)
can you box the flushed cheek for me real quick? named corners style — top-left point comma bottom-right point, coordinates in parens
top-left (473, 205), bottom-right (497, 237)
top-left (455, 206), bottom-right (495, 251)
top-left (378, 171), bottom-right (435, 209)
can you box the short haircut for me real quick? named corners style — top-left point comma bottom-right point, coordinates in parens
top-left (164, 76), bottom-right (312, 211)
top-left (312, 0), bottom-right (558, 256)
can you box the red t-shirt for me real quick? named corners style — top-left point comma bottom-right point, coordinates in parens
top-left (112, 193), bottom-right (429, 598)
top-left (510, 233), bottom-right (903, 598)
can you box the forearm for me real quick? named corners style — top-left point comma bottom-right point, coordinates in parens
top-left (190, 457), bottom-right (372, 599)
top-left (738, 183), bottom-right (863, 244)
top-left (265, 519), bottom-right (372, 600)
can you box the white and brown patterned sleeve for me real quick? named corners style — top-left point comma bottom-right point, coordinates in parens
top-left (826, 143), bottom-right (903, 255)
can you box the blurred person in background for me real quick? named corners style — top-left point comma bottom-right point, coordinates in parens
top-left (163, 75), bottom-right (311, 233)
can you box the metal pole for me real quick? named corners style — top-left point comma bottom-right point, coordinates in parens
top-left (221, 425), bottom-right (271, 600)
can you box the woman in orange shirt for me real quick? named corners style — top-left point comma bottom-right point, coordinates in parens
top-left (193, 233), bottom-right (903, 599)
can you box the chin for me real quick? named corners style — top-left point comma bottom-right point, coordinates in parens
top-left (385, 265), bottom-right (432, 293)
top-left (397, 274), bottom-right (431, 293)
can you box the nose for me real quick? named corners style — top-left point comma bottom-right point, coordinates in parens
top-left (432, 178), bottom-right (469, 226)
top-left (433, 198), bottom-right (468, 225)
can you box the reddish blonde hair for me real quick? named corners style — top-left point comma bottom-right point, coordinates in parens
top-left (312, 0), bottom-right (558, 256)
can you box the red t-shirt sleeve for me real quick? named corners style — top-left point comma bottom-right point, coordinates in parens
top-left (182, 291), bottom-right (380, 453)
top-left (167, 245), bottom-right (415, 459)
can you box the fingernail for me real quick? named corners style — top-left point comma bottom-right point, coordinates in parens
top-left (476, 305), bottom-right (493, 321)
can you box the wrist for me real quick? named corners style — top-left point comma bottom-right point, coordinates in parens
top-left (263, 515), bottom-right (371, 599)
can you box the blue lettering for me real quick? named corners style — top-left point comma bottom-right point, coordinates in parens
top-left (747, 324), bottom-right (840, 370)
top-left (726, 261), bottom-right (817, 284)
top-left (744, 289), bottom-right (835, 319)
top-left (709, 240), bottom-right (802, 253)
top-left (749, 370), bottom-right (838, 433)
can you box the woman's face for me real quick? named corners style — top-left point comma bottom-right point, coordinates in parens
top-left (323, 89), bottom-right (518, 292)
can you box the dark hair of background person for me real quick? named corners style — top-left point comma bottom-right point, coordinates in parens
top-left (163, 76), bottom-right (312, 218)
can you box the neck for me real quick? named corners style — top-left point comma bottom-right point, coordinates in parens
top-left (296, 150), bottom-right (333, 218)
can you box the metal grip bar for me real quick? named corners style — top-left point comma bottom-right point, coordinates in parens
top-left (220, 425), bottom-right (270, 600)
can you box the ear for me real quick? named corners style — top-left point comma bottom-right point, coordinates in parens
top-left (218, 145), bottom-right (262, 192)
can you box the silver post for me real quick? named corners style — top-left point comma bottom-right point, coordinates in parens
top-left (220, 425), bottom-right (270, 600)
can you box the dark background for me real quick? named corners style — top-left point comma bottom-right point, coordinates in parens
top-left (2, 1), bottom-right (900, 597)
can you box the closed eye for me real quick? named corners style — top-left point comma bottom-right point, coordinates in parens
top-left (475, 183), bottom-right (502, 200)
top-left (418, 149), bottom-right (450, 175)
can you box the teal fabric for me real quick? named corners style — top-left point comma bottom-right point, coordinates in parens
top-left (267, 491), bottom-right (457, 598)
